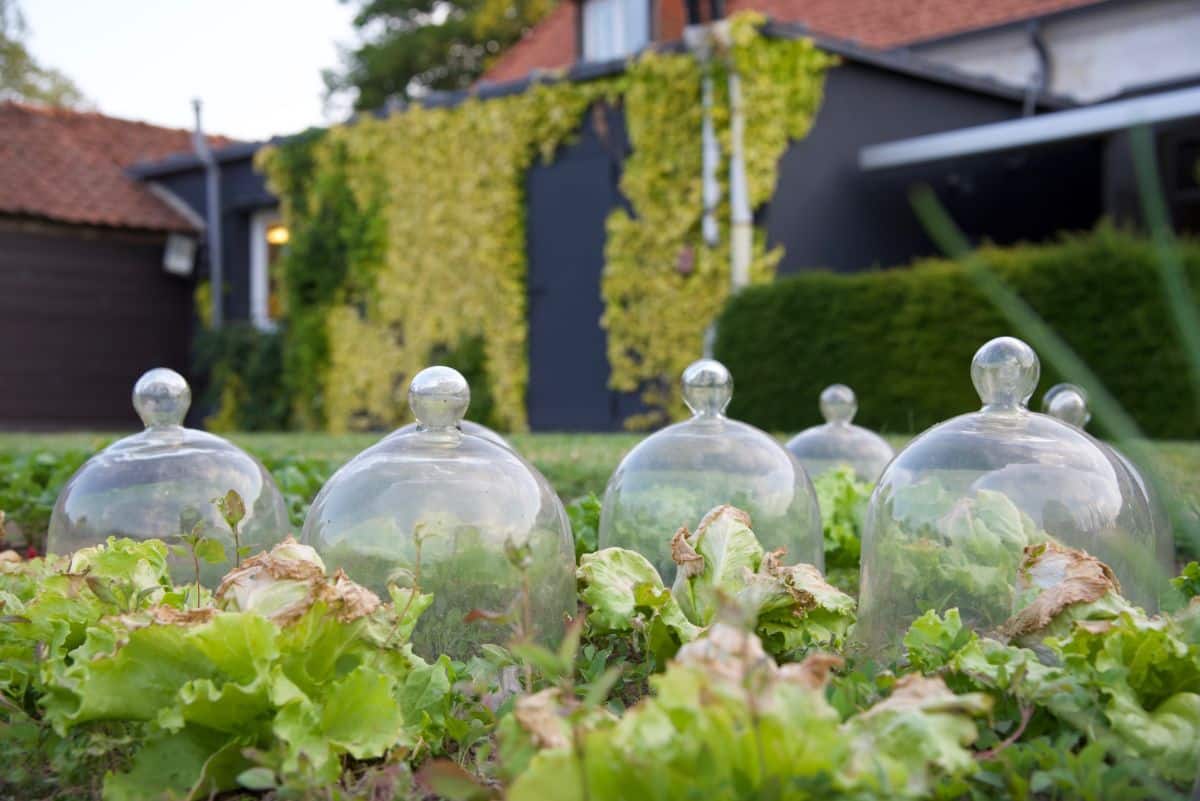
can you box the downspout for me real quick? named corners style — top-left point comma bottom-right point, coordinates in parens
top-left (685, 23), bottom-right (722, 356)
top-left (687, 26), bottom-right (722, 248)
top-left (1023, 20), bottom-right (1052, 117)
top-left (717, 20), bottom-right (752, 292)
top-left (192, 99), bottom-right (224, 328)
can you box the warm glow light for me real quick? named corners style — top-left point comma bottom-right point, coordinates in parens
top-left (266, 224), bottom-right (290, 245)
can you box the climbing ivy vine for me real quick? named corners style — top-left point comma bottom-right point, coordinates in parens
top-left (259, 84), bottom-right (608, 432)
top-left (251, 13), bottom-right (830, 432)
top-left (602, 14), bottom-right (834, 426)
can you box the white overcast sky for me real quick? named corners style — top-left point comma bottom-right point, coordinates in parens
top-left (21, 0), bottom-right (361, 141)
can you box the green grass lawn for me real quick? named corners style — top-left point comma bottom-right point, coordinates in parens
top-left (5, 430), bottom-right (1200, 504)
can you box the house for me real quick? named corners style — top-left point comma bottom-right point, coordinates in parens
top-left (0, 102), bottom-right (234, 429)
top-left (479, 0), bottom-right (1200, 256)
top-left (6, 1), bottom-right (1198, 431)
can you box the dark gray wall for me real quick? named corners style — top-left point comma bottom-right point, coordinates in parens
top-left (1105, 119), bottom-right (1200, 236)
top-left (525, 102), bottom-right (643, 431)
top-left (0, 220), bottom-right (191, 429)
top-left (768, 61), bottom-right (1103, 274)
top-left (151, 156), bottom-right (275, 323)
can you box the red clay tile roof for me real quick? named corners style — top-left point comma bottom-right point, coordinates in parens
top-left (0, 101), bottom-right (236, 232)
top-left (481, 0), bottom-right (1105, 83)
top-left (484, 2), bottom-right (579, 84)
top-left (727, 0), bottom-right (1103, 48)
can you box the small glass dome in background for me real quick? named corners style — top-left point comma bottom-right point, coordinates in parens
top-left (599, 359), bottom-right (823, 581)
top-left (785, 384), bottom-right (895, 483)
top-left (389, 419), bottom-right (513, 451)
top-left (47, 368), bottom-right (289, 587)
top-left (300, 366), bottom-right (575, 660)
top-left (1043, 383), bottom-right (1174, 575)
top-left (856, 337), bottom-right (1157, 656)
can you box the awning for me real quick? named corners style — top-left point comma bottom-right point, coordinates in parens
top-left (859, 85), bottom-right (1200, 171)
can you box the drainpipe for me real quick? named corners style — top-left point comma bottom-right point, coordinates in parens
top-left (1023, 20), bottom-right (1053, 117)
top-left (716, 20), bottom-right (752, 292)
top-left (192, 99), bottom-right (223, 328)
top-left (685, 24), bottom-right (722, 357)
top-left (686, 25), bottom-right (722, 247)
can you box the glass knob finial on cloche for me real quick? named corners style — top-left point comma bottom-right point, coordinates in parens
top-left (681, 358), bottom-right (733, 417)
top-left (819, 384), bottom-right (857, 425)
top-left (970, 336), bottom-right (1039, 410)
top-left (132, 367), bottom-right (191, 428)
top-left (409, 365), bottom-right (471, 428)
top-left (47, 368), bottom-right (290, 587)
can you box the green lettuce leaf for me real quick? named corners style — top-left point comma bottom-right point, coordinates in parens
top-left (576, 547), bottom-right (701, 658)
top-left (812, 466), bottom-right (871, 593)
top-left (670, 505), bottom-right (763, 626)
top-left (742, 554), bottom-right (857, 659)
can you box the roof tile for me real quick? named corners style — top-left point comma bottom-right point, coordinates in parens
top-left (0, 101), bottom-right (236, 232)
top-left (481, 0), bottom-right (1105, 83)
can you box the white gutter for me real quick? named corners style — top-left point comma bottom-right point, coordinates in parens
top-left (860, 85), bottom-right (1200, 171)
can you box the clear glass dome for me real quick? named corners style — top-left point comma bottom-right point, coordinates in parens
top-left (599, 359), bottom-right (823, 581)
top-left (47, 368), bottom-right (289, 587)
top-left (300, 366), bottom-right (575, 660)
top-left (1043, 383), bottom-right (1174, 576)
top-left (856, 338), bottom-right (1157, 656)
top-left (785, 384), bottom-right (895, 482)
top-left (388, 419), bottom-right (513, 451)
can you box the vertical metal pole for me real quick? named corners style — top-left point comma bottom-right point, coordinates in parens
top-left (728, 69), bottom-right (752, 291)
top-left (192, 99), bottom-right (223, 328)
top-left (701, 69), bottom-right (721, 247)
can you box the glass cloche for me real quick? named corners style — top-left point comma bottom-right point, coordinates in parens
top-left (47, 368), bottom-right (289, 587)
top-left (300, 366), bottom-right (575, 659)
top-left (785, 384), bottom-right (895, 482)
top-left (856, 338), bottom-right (1157, 655)
top-left (599, 359), bottom-right (823, 581)
top-left (1043, 383), bottom-right (1174, 576)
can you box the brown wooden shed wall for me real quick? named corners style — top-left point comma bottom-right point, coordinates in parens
top-left (0, 219), bottom-right (193, 429)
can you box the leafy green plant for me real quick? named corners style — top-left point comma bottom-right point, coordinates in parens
top-left (6, 515), bottom-right (1200, 798)
top-left (170, 509), bottom-right (227, 608)
top-left (214, 488), bottom-right (249, 567)
top-left (565, 493), bottom-right (601, 562)
top-left (812, 466), bottom-right (873, 594)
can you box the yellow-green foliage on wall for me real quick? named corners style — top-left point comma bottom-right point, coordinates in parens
top-left (254, 14), bottom-right (829, 432)
top-left (263, 83), bottom-right (607, 432)
top-left (602, 14), bottom-right (834, 427)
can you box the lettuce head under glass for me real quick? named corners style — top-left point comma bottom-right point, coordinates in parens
top-left (856, 337), bottom-right (1158, 656)
top-left (599, 359), bottom-right (823, 582)
top-left (300, 366), bottom-right (576, 659)
top-left (785, 383), bottom-right (894, 482)
top-left (47, 368), bottom-right (289, 586)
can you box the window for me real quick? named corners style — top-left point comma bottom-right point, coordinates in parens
top-left (582, 0), bottom-right (650, 62)
top-left (250, 209), bottom-right (286, 331)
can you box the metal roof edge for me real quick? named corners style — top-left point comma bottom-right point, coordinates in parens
top-left (762, 20), bottom-right (1073, 110)
top-left (859, 83), bottom-right (1200, 170)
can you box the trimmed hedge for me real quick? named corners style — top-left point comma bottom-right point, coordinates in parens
top-left (192, 323), bottom-right (289, 431)
top-left (713, 226), bottom-right (1200, 439)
